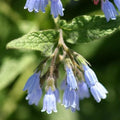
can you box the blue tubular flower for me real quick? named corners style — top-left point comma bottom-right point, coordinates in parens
top-left (102, 0), bottom-right (118, 22)
top-left (83, 64), bottom-right (108, 103)
top-left (82, 65), bottom-right (98, 87)
top-left (26, 87), bottom-right (42, 105)
top-left (23, 71), bottom-right (42, 106)
top-left (41, 87), bottom-right (57, 114)
top-left (90, 82), bottom-right (108, 103)
top-left (54, 88), bottom-right (61, 103)
top-left (62, 86), bottom-right (80, 111)
top-left (51, 0), bottom-right (64, 18)
top-left (65, 66), bottom-right (78, 90)
top-left (71, 91), bottom-right (80, 112)
top-left (114, 0), bottom-right (120, 11)
top-left (78, 81), bottom-right (90, 100)
top-left (24, 0), bottom-right (48, 13)
top-left (62, 86), bottom-right (73, 108)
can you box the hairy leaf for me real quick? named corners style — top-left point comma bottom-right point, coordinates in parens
top-left (7, 30), bottom-right (59, 56)
top-left (59, 15), bottom-right (120, 44)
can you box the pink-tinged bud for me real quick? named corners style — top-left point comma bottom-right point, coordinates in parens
top-left (93, 0), bottom-right (99, 5)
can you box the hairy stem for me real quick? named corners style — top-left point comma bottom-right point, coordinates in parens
top-left (58, 29), bottom-right (83, 72)
top-left (50, 47), bottom-right (59, 77)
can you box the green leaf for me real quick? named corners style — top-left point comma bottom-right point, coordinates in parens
top-left (58, 15), bottom-right (120, 44)
top-left (0, 54), bottom-right (36, 91)
top-left (7, 30), bottom-right (59, 56)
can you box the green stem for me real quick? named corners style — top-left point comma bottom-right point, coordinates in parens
top-left (58, 29), bottom-right (83, 72)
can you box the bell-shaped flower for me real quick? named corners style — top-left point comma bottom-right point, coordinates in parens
top-left (51, 0), bottom-right (64, 18)
top-left (101, 0), bottom-right (118, 22)
top-left (83, 64), bottom-right (108, 103)
top-left (24, 0), bottom-right (48, 13)
top-left (65, 66), bottom-right (78, 90)
top-left (78, 81), bottom-right (90, 100)
top-left (23, 71), bottom-right (42, 106)
top-left (62, 86), bottom-right (80, 111)
top-left (41, 87), bottom-right (57, 114)
top-left (90, 82), bottom-right (108, 103)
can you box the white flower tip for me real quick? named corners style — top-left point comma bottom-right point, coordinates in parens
top-left (28, 9), bottom-right (33, 12)
top-left (96, 99), bottom-right (101, 103)
top-left (41, 109), bottom-right (45, 112)
top-left (62, 8), bottom-right (65, 11)
top-left (35, 10), bottom-right (39, 13)
top-left (47, 111), bottom-right (52, 114)
top-left (25, 96), bottom-right (29, 100)
top-left (111, 17), bottom-right (116, 20)
top-left (24, 6), bottom-right (27, 9)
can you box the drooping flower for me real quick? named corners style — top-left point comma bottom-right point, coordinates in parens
top-left (62, 86), bottom-right (80, 111)
top-left (83, 64), bottom-right (108, 103)
top-left (71, 91), bottom-right (80, 112)
top-left (78, 81), bottom-right (90, 100)
top-left (24, 0), bottom-right (48, 13)
top-left (114, 0), bottom-right (120, 11)
top-left (90, 82), bottom-right (108, 103)
top-left (101, 0), bottom-right (118, 22)
top-left (41, 87), bottom-right (57, 114)
top-left (51, 0), bottom-right (64, 18)
top-left (82, 64), bottom-right (98, 86)
top-left (65, 66), bottom-right (78, 90)
top-left (23, 71), bottom-right (42, 106)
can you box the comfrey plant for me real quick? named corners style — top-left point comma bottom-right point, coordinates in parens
top-left (7, 0), bottom-right (119, 116)
top-left (23, 30), bottom-right (108, 114)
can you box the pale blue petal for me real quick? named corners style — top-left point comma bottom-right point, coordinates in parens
top-left (66, 66), bottom-right (78, 90)
top-left (114, 0), bottom-right (120, 11)
top-left (51, 0), bottom-right (64, 18)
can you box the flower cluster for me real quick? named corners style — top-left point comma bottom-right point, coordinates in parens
top-left (94, 0), bottom-right (120, 22)
top-left (24, 0), bottom-right (120, 21)
top-left (24, 0), bottom-right (64, 18)
top-left (23, 30), bottom-right (108, 114)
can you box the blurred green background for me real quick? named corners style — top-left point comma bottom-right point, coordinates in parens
top-left (0, 0), bottom-right (120, 120)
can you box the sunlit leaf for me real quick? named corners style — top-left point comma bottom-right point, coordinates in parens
top-left (7, 30), bottom-right (59, 56)
top-left (58, 15), bottom-right (120, 44)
